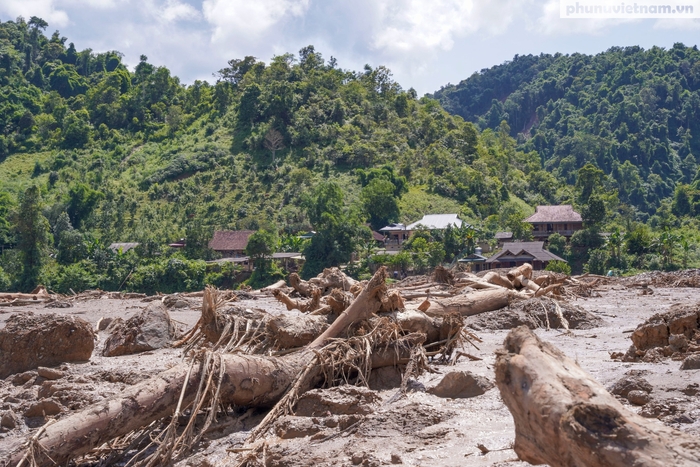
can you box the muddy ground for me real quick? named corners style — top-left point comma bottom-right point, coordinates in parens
top-left (0, 282), bottom-right (699, 466)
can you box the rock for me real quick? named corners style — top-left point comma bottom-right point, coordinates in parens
top-left (390, 453), bottom-right (402, 464)
top-left (680, 353), bottom-right (700, 370)
top-left (37, 367), bottom-right (65, 380)
top-left (627, 390), bottom-right (650, 405)
top-left (0, 313), bottom-right (94, 379)
top-left (631, 314), bottom-right (669, 351)
top-left (294, 386), bottom-right (380, 417)
top-left (11, 371), bottom-right (36, 386)
top-left (669, 334), bottom-right (689, 353)
top-left (96, 317), bottom-right (114, 331)
top-left (427, 371), bottom-right (494, 399)
top-left (681, 383), bottom-right (699, 396)
top-left (274, 415), bottom-right (323, 439)
top-left (642, 347), bottom-right (665, 363)
top-left (24, 399), bottom-right (62, 417)
top-left (1, 411), bottom-right (17, 428)
top-left (608, 375), bottom-right (653, 397)
top-left (631, 304), bottom-right (700, 352)
top-left (102, 303), bottom-right (176, 357)
top-left (368, 366), bottom-right (403, 390)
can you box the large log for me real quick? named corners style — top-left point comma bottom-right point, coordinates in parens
top-left (483, 271), bottom-right (514, 289)
top-left (495, 326), bottom-right (700, 467)
top-left (423, 288), bottom-right (514, 317)
top-left (8, 269), bottom-right (389, 467)
top-left (506, 263), bottom-right (532, 283)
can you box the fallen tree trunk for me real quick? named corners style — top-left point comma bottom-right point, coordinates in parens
top-left (0, 292), bottom-right (50, 301)
top-left (495, 326), bottom-right (700, 467)
top-left (506, 263), bottom-right (532, 283)
top-left (483, 271), bottom-right (514, 289)
top-left (422, 288), bottom-right (515, 317)
top-left (9, 269), bottom-right (389, 467)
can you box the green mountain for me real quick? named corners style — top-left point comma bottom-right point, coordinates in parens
top-left (431, 44), bottom-right (700, 216)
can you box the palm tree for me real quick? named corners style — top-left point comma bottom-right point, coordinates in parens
top-left (653, 229), bottom-right (680, 269)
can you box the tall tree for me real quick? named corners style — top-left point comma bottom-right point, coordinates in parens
top-left (14, 186), bottom-right (50, 291)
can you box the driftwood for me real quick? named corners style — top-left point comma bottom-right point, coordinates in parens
top-left (8, 269), bottom-right (389, 467)
top-left (483, 271), bottom-right (514, 289)
top-left (495, 327), bottom-right (700, 467)
top-left (506, 263), bottom-right (532, 283)
top-left (423, 288), bottom-right (514, 317)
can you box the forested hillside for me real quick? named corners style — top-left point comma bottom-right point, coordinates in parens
top-left (1, 17), bottom-right (562, 292)
top-left (431, 44), bottom-right (700, 217)
top-left (1, 17), bottom-right (698, 293)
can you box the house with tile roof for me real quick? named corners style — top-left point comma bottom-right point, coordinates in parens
top-left (525, 205), bottom-right (583, 239)
top-left (484, 241), bottom-right (566, 270)
top-left (208, 230), bottom-right (256, 258)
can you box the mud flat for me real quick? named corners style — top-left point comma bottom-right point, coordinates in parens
top-left (0, 273), bottom-right (698, 467)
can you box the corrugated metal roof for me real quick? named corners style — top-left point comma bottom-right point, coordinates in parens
top-left (495, 232), bottom-right (513, 240)
top-left (485, 241), bottom-right (566, 263)
top-left (525, 205), bottom-right (582, 223)
top-left (406, 214), bottom-right (463, 230)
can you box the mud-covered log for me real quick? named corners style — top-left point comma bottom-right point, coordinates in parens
top-left (423, 289), bottom-right (514, 317)
top-left (506, 263), bottom-right (532, 283)
top-left (288, 273), bottom-right (317, 297)
top-left (495, 326), bottom-right (700, 467)
top-left (483, 271), bottom-right (514, 289)
top-left (272, 288), bottom-right (321, 313)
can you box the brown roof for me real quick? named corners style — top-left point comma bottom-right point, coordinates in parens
top-left (485, 241), bottom-right (565, 263)
top-left (525, 205), bottom-right (582, 223)
top-left (209, 230), bottom-right (255, 252)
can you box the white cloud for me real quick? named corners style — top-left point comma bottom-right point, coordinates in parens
top-left (202, 0), bottom-right (310, 42)
top-left (535, 0), bottom-right (633, 34)
top-left (0, 0), bottom-right (69, 26)
top-left (370, 0), bottom-right (531, 55)
top-left (653, 18), bottom-right (700, 30)
top-left (160, 0), bottom-right (201, 23)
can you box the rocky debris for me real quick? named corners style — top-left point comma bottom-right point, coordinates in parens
top-left (1, 410), bottom-right (17, 429)
top-left (0, 313), bottom-right (94, 379)
top-left (608, 375), bottom-right (653, 397)
top-left (640, 400), bottom-right (679, 419)
top-left (24, 399), bottom-right (62, 417)
top-left (621, 269), bottom-right (700, 288)
top-left (294, 386), bottom-right (380, 417)
top-left (627, 390), bottom-right (651, 405)
top-left (37, 367), bottom-right (65, 380)
top-left (102, 303), bottom-right (176, 357)
top-left (680, 353), bottom-right (700, 370)
top-left (273, 414), bottom-right (362, 440)
top-left (95, 317), bottom-right (114, 331)
top-left (623, 303), bottom-right (700, 362)
top-left (682, 383), bottom-right (699, 396)
top-left (466, 298), bottom-right (603, 331)
top-left (427, 371), bottom-right (494, 399)
top-left (162, 294), bottom-right (196, 309)
top-left (11, 371), bottom-right (37, 385)
top-left (367, 366), bottom-right (403, 390)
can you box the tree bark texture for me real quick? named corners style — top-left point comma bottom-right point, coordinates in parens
top-left (495, 326), bottom-right (700, 467)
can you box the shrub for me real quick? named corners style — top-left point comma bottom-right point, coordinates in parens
top-left (585, 249), bottom-right (609, 275)
top-left (545, 260), bottom-right (571, 275)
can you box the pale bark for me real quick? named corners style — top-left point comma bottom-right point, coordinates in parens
top-left (422, 289), bottom-right (514, 317)
top-left (506, 263), bottom-right (533, 283)
top-left (495, 326), bottom-right (700, 467)
top-left (483, 272), bottom-right (514, 289)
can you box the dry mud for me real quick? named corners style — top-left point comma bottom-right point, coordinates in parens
top-left (1, 283), bottom-right (699, 466)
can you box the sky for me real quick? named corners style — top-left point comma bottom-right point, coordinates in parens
top-left (1, 0), bottom-right (700, 95)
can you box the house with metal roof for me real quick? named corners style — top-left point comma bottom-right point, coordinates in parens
top-left (108, 242), bottom-right (140, 254)
top-left (484, 241), bottom-right (566, 270)
top-left (379, 214), bottom-right (465, 251)
top-left (525, 205), bottom-right (583, 239)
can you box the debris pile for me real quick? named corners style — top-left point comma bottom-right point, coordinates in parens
top-left (622, 302), bottom-right (700, 365)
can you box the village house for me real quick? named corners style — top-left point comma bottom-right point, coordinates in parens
top-left (208, 230), bottom-right (255, 258)
top-left (379, 214), bottom-right (464, 251)
top-left (525, 205), bottom-right (583, 239)
top-left (483, 241), bottom-right (566, 271)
